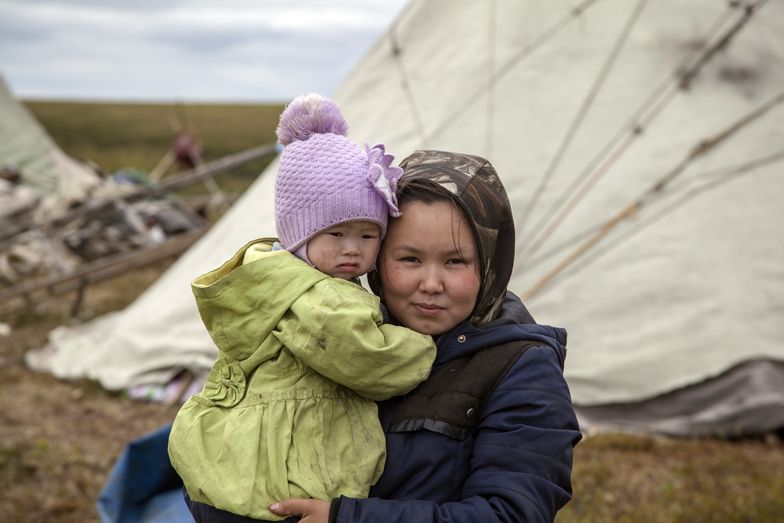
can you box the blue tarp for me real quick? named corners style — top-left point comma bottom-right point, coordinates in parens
top-left (97, 424), bottom-right (192, 523)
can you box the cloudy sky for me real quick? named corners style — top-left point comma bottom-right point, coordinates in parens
top-left (0, 0), bottom-right (407, 102)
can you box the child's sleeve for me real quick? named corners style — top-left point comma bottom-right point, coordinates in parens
top-left (273, 279), bottom-right (436, 401)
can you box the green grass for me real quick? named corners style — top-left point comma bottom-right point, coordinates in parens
top-left (25, 100), bottom-right (284, 194)
top-left (560, 433), bottom-right (784, 522)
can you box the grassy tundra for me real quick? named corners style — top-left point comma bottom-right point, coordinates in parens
top-left (0, 100), bottom-right (781, 522)
top-left (26, 100), bottom-right (284, 193)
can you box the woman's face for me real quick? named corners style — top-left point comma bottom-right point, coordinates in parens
top-left (379, 200), bottom-right (481, 335)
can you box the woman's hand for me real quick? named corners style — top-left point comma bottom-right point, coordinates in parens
top-left (270, 499), bottom-right (330, 522)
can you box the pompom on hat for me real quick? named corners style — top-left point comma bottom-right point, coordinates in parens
top-left (274, 93), bottom-right (403, 253)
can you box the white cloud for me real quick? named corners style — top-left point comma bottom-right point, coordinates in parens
top-left (0, 0), bottom-right (407, 101)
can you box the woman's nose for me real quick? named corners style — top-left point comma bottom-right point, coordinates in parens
top-left (418, 266), bottom-right (444, 294)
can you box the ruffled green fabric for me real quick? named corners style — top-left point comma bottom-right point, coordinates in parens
top-left (202, 358), bottom-right (246, 407)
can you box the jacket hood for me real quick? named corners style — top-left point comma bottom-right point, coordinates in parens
top-left (391, 150), bottom-right (516, 326)
top-left (191, 238), bottom-right (327, 361)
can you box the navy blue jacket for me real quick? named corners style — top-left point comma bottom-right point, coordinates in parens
top-left (334, 295), bottom-right (581, 522)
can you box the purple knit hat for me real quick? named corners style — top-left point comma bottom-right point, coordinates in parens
top-left (275, 93), bottom-right (403, 252)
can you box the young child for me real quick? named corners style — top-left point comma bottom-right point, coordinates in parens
top-left (168, 94), bottom-right (436, 521)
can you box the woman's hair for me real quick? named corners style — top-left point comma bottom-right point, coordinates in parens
top-left (397, 177), bottom-right (454, 206)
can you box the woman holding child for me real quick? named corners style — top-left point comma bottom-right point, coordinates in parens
top-left (273, 148), bottom-right (582, 523)
top-left (172, 95), bottom-right (581, 523)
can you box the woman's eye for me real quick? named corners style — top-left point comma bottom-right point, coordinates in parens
top-left (400, 256), bottom-right (419, 263)
top-left (447, 258), bottom-right (467, 265)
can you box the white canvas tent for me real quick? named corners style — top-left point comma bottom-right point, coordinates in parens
top-left (0, 75), bottom-right (100, 217)
top-left (28, 0), bottom-right (784, 437)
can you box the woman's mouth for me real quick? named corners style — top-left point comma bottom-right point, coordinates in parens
top-left (414, 303), bottom-right (444, 316)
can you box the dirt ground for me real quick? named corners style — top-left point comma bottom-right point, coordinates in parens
top-left (0, 264), bottom-right (181, 523)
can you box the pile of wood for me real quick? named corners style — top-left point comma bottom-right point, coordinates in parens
top-left (0, 143), bottom-right (277, 317)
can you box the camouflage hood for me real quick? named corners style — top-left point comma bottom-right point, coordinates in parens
top-left (381, 149), bottom-right (516, 326)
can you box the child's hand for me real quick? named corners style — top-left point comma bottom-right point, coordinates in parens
top-left (270, 499), bottom-right (330, 522)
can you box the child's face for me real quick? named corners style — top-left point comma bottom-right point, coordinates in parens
top-left (307, 221), bottom-right (381, 280)
top-left (378, 200), bottom-right (481, 335)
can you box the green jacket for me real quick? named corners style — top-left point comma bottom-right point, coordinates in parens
top-left (168, 238), bottom-right (436, 520)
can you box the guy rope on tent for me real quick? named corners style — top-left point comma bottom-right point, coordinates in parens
top-left (383, 0), bottom-right (775, 300)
